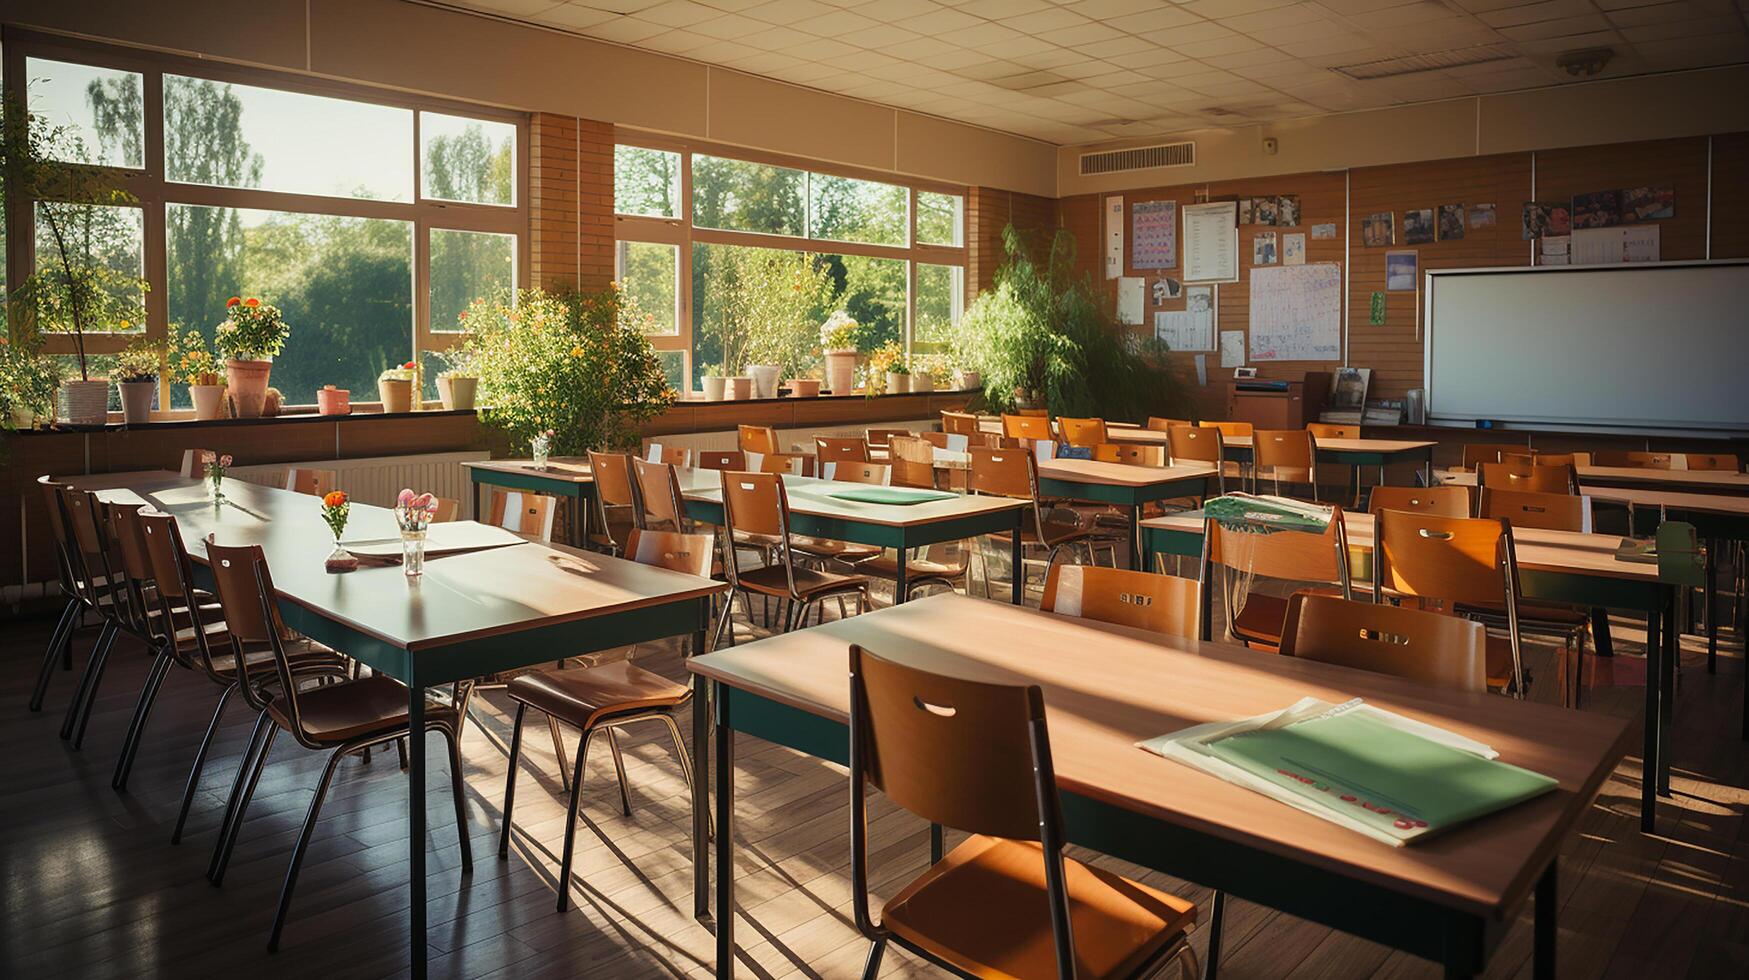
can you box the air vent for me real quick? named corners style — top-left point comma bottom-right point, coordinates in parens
top-left (1333, 44), bottom-right (1514, 80)
top-left (1079, 141), bottom-right (1195, 176)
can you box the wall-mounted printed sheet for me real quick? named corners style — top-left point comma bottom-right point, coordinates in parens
top-left (1104, 195), bottom-right (1124, 279)
top-left (1249, 262), bottom-right (1342, 362)
top-left (1183, 201), bottom-right (1239, 283)
top-left (1131, 200), bottom-right (1177, 269)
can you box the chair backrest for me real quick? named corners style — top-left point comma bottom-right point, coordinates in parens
top-left (623, 528), bottom-right (714, 578)
top-left (1002, 413), bottom-right (1053, 441)
top-left (36, 476), bottom-right (77, 593)
top-left (1057, 417), bottom-right (1107, 448)
top-left (1166, 424), bottom-right (1224, 466)
top-left (178, 449), bottom-right (216, 479)
top-left (1461, 443), bottom-right (1532, 471)
top-left (737, 424), bottom-right (780, 455)
top-left (429, 497), bottom-right (461, 523)
top-left (285, 467), bottom-right (338, 498)
top-left (1205, 507), bottom-right (1350, 588)
top-left (940, 410), bottom-right (979, 436)
top-left (1307, 423), bottom-right (1359, 440)
top-left (1368, 485), bottom-right (1470, 519)
top-left (138, 508), bottom-right (223, 673)
top-left (631, 456), bottom-right (687, 530)
top-left (1253, 429), bottom-right (1317, 486)
top-left (826, 461), bottom-right (891, 485)
top-left (204, 538), bottom-right (309, 720)
top-left (1478, 461), bottom-right (1575, 495)
top-left (59, 486), bottom-right (120, 609)
top-left (887, 436), bottom-right (938, 489)
top-left (968, 446), bottom-right (1033, 500)
top-left (864, 428), bottom-right (911, 450)
top-left (694, 449), bottom-right (746, 471)
top-left (489, 491), bottom-right (556, 543)
top-left (1199, 420), bottom-right (1252, 438)
top-left (1503, 451), bottom-right (1577, 468)
top-left (719, 470), bottom-right (787, 539)
top-left (1683, 452), bottom-right (1739, 472)
top-left (1146, 417), bottom-right (1190, 431)
top-left (1092, 443), bottom-right (1165, 467)
top-left (105, 502), bottom-right (156, 635)
top-left (750, 451), bottom-right (805, 474)
top-left (1592, 450), bottom-right (1679, 469)
top-left (645, 443), bottom-right (692, 467)
top-left (1280, 594), bottom-right (1486, 693)
top-left (815, 435), bottom-right (869, 464)
top-left (1041, 565), bottom-right (1199, 637)
top-left (1374, 509), bottom-right (1513, 608)
top-left (1480, 487), bottom-right (1591, 532)
top-left (587, 450), bottom-right (638, 508)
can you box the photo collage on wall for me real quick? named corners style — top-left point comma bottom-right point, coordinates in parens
top-left (1521, 184), bottom-right (1672, 265)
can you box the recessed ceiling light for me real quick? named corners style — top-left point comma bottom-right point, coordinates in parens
top-left (1333, 44), bottom-right (1514, 80)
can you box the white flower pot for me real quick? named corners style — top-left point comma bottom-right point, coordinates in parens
top-left (911, 374), bottom-right (935, 393)
top-left (60, 378), bottom-right (111, 426)
top-left (747, 364), bottom-right (780, 399)
top-left (702, 376), bottom-right (727, 401)
top-left (437, 375), bottom-right (477, 411)
top-left (885, 372), bottom-right (910, 395)
top-left (953, 370), bottom-right (980, 391)
top-left (190, 384), bottom-right (228, 420)
top-left (118, 380), bottom-right (156, 424)
top-left (824, 350), bottom-right (858, 394)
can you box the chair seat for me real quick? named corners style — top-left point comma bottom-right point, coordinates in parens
top-left (1230, 592), bottom-right (1291, 646)
top-left (1458, 600), bottom-right (1589, 627)
top-left (883, 835), bottom-right (1196, 980)
top-left (789, 535), bottom-right (882, 563)
top-left (208, 639), bottom-right (344, 681)
top-left (506, 660), bottom-right (690, 730)
top-left (265, 674), bottom-right (457, 745)
top-left (588, 517), bottom-right (637, 552)
top-left (856, 550), bottom-right (967, 581)
top-left (735, 562), bottom-right (869, 600)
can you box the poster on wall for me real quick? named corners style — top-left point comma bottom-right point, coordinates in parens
top-left (1385, 250), bottom-right (1417, 291)
top-left (1249, 263), bottom-right (1342, 362)
top-left (1104, 195), bottom-right (1124, 279)
top-left (1220, 330), bottom-right (1246, 368)
top-left (1283, 233), bottom-right (1306, 266)
top-left (1131, 200), bottom-right (1178, 269)
top-left (1182, 201), bottom-right (1240, 283)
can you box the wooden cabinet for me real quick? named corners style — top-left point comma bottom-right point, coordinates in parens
top-left (1226, 373), bottom-right (1329, 428)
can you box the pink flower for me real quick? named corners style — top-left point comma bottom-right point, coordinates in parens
top-left (411, 492), bottom-right (435, 511)
top-left (397, 488), bottom-right (416, 508)
top-left (219, 455), bottom-right (233, 467)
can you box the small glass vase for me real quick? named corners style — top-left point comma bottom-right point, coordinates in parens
top-left (401, 529), bottom-right (427, 577)
top-left (325, 541), bottom-right (358, 573)
top-left (209, 475), bottom-right (225, 503)
top-left (530, 434), bottom-right (551, 470)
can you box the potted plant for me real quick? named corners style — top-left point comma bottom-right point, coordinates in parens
top-left (114, 339), bottom-right (161, 425)
top-left (703, 246), bottom-right (833, 398)
top-left (819, 311), bottom-right (860, 394)
top-left (0, 338), bottom-right (62, 431)
top-left (378, 361), bottom-right (417, 414)
top-left (435, 348), bottom-right (478, 411)
top-left (167, 327), bottom-right (227, 420)
top-left (863, 341), bottom-right (907, 396)
top-left (911, 353), bottom-right (943, 393)
top-left (788, 375), bottom-right (822, 398)
top-left (701, 363), bottom-right (728, 402)
top-left (214, 296), bottom-right (290, 418)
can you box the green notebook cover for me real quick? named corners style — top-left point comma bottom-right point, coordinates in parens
top-left (825, 487), bottom-right (957, 505)
top-left (1206, 710), bottom-right (1556, 840)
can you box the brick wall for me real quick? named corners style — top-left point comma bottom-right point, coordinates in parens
top-left (528, 112), bottom-right (615, 292)
top-left (967, 186), bottom-right (1057, 298)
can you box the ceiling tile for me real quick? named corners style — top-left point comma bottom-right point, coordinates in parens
top-left (690, 14), bottom-right (766, 38)
top-left (534, 5), bottom-right (620, 31)
top-left (1617, 16), bottom-right (1740, 42)
top-left (1104, 8), bottom-right (1207, 33)
top-left (1477, 0), bottom-right (1599, 28)
top-left (580, 16), bottom-right (670, 41)
top-left (638, 0), bottom-right (726, 27)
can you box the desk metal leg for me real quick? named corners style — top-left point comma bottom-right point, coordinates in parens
top-left (1590, 606), bottom-right (1614, 658)
top-left (1641, 599), bottom-right (1660, 832)
top-left (471, 479), bottom-right (480, 523)
top-left (895, 550), bottom-right (909, 606)
top-left (1660, 587), bottom-right (1676, 798)
top-left (1534, 861), bottom-right (1556, 980)
top-left (1706, 541), bottom-right (1717, 674)
top-left (714, 683), bottom-right (735, 979)
top-left (691, 628), bottom-right (710, 922)
top-left (408, 681), bottom-right (428, 979)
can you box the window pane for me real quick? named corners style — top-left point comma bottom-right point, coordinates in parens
top-left (914, 263), bottom-right (964, 353)
top-left (656, 350), bottom-right (686, 394)
top-left (431, 229), bottom-right (514, 333)
top-left (692, 154), bottom-right (804, 236)
top-left (164, 74), bottom-right (412, 201)
top-left (26, 58), bottom-right (144, 168)
top-left (810, 173), bottom-right (907, 246)
top-left (819, 253), bottom-right (906, 354)
top-left (615, 145), bottom-right (681, 218)
top-left (917, 192), bottom-right (964, 246)
top-left (421, 112), bottom-right (515, 206)
top-left (617, 241), bottom-right (678, 336)
top-left (166, 204), bottom-right (412, 407)
top-left (691, 242), bottom-right (834, 388)
top-left (34, 202), bottom-right (145, 332)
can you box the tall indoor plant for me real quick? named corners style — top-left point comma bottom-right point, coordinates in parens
top-left (214, 296), bottom-right (290, 417)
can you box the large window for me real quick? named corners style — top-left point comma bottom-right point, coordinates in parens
top-left (615, 137), bottom-right (967, 392)
top-left (5, 34), bottom-right (526, 411)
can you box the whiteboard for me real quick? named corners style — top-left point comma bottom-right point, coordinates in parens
top-left (1249, 263), bottom-right (1341, 361)
top-left (1425, 261), bottom-right (1749, 433)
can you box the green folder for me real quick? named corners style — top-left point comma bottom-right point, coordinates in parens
top-left (1206, 710), bottom-right (1556, 842)
top-left (825, 487), bottom-right (957, 505)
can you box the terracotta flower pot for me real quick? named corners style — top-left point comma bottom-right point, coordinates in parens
top-left (225, 358), bottom-right (273, 418)
top-left (788, 379), bottom-right (822, 398)
top-left (727, 376), bottom-right (753, 400)
top-left (885, 372), bottom-right (910, 395)
top-left (824, 350), bottom-right (858, 394)
top-left (910, 374), bottom-right (935, 393)
top-left (118, 380), bottom-right (156, 424)
top-left (317, 386), bottom-right (351, 416)
top-left (60, 378), bottom-right (111, 426)
top-left (189, 384), bottom-right (227, 420)
top-left (378, 377), bottom-right (414, 414)
top-left (436, 375), bottom-right (477, 411)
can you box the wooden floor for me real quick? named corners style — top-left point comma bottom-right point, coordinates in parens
top-left (2, 583), bottom-right (1746, 979)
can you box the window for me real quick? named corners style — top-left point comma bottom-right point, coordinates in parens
top-left (917, 192), bottom-right (964, 247)
top-left (617, 241), bottom-right (678, 336)
top-left (692, 154), bottom-right (806, 236)
top-left (914, 263), bottom-right (964, 352)
top-left (421, 112), bottom-right (515, 206)
top-left (26, 58), bottom-right (143, 168)
top-left (615, 145), bottom-right (680, 219)
top-left (431, 229), bottom-right (515, 332)
top-left (810, 174), bottom-right (906, 247)
top-left (35, 202), bottom-right (145, 329)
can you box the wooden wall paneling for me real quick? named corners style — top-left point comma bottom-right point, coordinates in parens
top-left (1533, 137), bottom-right (1710, 261)
top-left (1704, 133), bottom-right (1749, 259)
top-left (968, 187), bottom-right (1057, 297)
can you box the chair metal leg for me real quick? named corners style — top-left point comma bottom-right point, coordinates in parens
top-left (267, 746), bottom-right (348, 950)
top-left (205, 709), bottom-right (269, 865)
top-left (173, 682), bottom-right (239, 844)
top-left (61, 620), bottom-right (117, 741)
top-left (210, 723), bottom-right (279, 886)
top-left (113, 642), bottom-right (175, 791)
top-left (396, 737), bottom-right (409, 770)
top-left (28, 599), bottom-right (80, 712)
top-left (548, 714), bottom-right (572, 794)
top-left (606, 727), bottom-right (633, 816)
top-left (1204, 889), bottom-right (1226, 980)
top-left (498, 703), bottom-right (526, 859)
top-left (860, 937), bottom-right (888, 980)
top-left (443, 727), bottom-right (473, 874)
top-left (657, 712), bottom-right (711, 839)
top-left (70, 625), bottom-right (124, 751)
top-left (555, 723), bottom-right (593, 913)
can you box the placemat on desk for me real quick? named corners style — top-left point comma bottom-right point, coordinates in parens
top-left (824, 487), bottom-right (957, 505)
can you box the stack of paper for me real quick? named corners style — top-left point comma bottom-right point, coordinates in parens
top-left (1201, 493), bottom-right (1335, 534)
top-left (1139, 698), bottom-right (1557, 846)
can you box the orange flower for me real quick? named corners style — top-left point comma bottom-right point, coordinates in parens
top-left (243, 298), bottom-right (260, 307)
top-left (322, 490), bottom-right (348, 508)
top-left (225, 297), bottom-right (241, 308)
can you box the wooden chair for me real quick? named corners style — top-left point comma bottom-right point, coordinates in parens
top-left (28, 476), bottom-right (98, 713)
top-left (1253, 429), bottom-right (1319, 500)
top-left (497, 528), bottom-right (711, 913)
top-left (816, 435), bottom-right (871, 465)
top-left (631, 456), bottom-right (689, 532)
top-left (831, 461), bottom-right (967, 603)
top-left (178, 449), bottom-right (217, 478)
top-left (1373, 509), bottom-right (1528, 697)
top-left (940, 410), bottom-right (979, 436)
top-left (1478, 460), bottom-right (1576, 495)
top-left (824, 461), bottom-right (892, 485)
top-left (1166, 424), bottom-right (1232, 492)
top-left (54, 487), bottom-right (131, 748)
top-left (1504, 451), bottom-right (1578, 469)
top-left (1057, 417), bottom-right (1108, 448)
top-left (284, 467), bottom-right (338, 498)
top-left (847, 643), bottom-right (1199, 980)
top-left (737, 423), bottom-right (780, 455)
top-left (864, 428), bottom-right (912, 457)
top-left (1002, 413), bottom-right (1054, 442)
top-left (1461, 443), bottom-right (1532, 471)
top-left (750, 451), bottom-right (808, 475)
top-left (1201, 506), bottom-right (1352, 651)
top-left (1592, 450), bottom-right (1679, 469)
top-left (201, 539), bottom-right (471, 948)
top-left (969, 446), bottom-right (1096, 599)
top-left (694, 449), bottom-right (746, 471)
top-left (1480, 487), bottom-right (1591, 532)
top-left (1093, 443), bottom-right (1166, 466)
top-left (1146, 417), bottom-right (1191, 431)
top-left (645, 443), bottom-right (692, 467)
top-left (1280, 594), bottom-right (1486, 692)
top-left (1477, 489), bottom-right (1598, 704)
top-left (489, 490), bottom-right (557, 543)
top-left (1041, 564), bottom-right (1200, 637)
top-left (1198, 420), bottom-right (1252, 438)
top-left (1684, 452), bottom-right (1739, 471)
top-left (887, 436), bottom-right (940, 490)
top-left (429, 497), bottom-right (461, 523)
top-left (585, 450), bottom-right (639, 555)
top-left (1306, 423), bottom-right (1360, 440)
top-left (713, 471), bottom-right (870, 649)
top-left (1368, 485), bottom-right (1471, 518)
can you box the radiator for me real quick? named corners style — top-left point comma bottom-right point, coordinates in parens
top-left (230, 451), bottom-right (490, 519)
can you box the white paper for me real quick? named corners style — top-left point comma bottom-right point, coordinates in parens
top-left (1573, 225), bottom-right (1660, 265)
top-left (1194, 353), bottom-right (1207, 386)
top-left (1117, 276), bottom-right (1145, 325)
top-left (1283, 232), bottom-right (1306, 266)
top-left (1154, 309), bottom-right (1213, 351)
top-left (1104, 195), bottom-right (1125, 279)
top-left (1183, 201), bottom-right (1239, 283)
top-left (1249, 263), bottom-right (1342, 362)
top-left (1186, 285), bottom-right (1213, 314)
top-left (1220, 329), bottom-right (1246, 368)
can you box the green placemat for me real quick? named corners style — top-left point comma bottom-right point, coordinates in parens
top-left (825, 487), bottom-right (957, 505)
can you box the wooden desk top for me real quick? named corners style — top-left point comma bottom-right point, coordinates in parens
top-left (77, 476), bottom-right (722, 652)
top-left (1581, 484), bottom-right (1749, 517)
top-left (1107, 429), bottom-right (1436, 455)
top-left (676, 467), bottom-right (1024, 528)
top-left (689, 592), bottom-right (1630, 920)
top-left (1440, 467), bottom-right (1749, 500)
top-left (462, 457), bottom-right (595, 484)
top-left (1576, 465), bottom-right (1749, 492)
top-left (1141, 510), bottom-right (1661, 584)
top-left (1035, 458), bottom-right (1217, 488)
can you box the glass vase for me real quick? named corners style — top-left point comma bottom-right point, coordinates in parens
top-left (325, 540), bottom-right (358, 573)
top-left (209, 474), bottom-right (225, 503)
top-left (401, 529), bottom-right (427, 577)
top-left (530, 434), bottom-right (551, 470)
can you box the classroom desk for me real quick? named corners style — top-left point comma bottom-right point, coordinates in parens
top-left (462, 457), bottom-right (596, 546)
top-left (1140, 510), bottom-right (1683, 833)
top-left (672, 467), bottom-right (1028, 606)
top-left (76, 475), bottom-right (723, 979)
top-left (687, 593), bottom-right (1631, 980)
top-left (1107, 428), bottom-right (1438, 489)
top-left (1573, 465), bottom-right (1749, 496)
top-left (1033, 458), bottom-right (1217, 566)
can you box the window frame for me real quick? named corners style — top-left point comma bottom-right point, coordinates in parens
top-left (2, 29), bottom-right (529, 413)
top-left (612, 130), bottom-right (967, 393)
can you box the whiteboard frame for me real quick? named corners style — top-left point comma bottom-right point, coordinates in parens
top-left (1423, 259), bottom-right (1749, 435)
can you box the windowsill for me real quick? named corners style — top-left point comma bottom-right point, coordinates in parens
top-left (674, 386), bottom-right (978, 406)
top-left (10, 405), bottom-right (477, 434)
